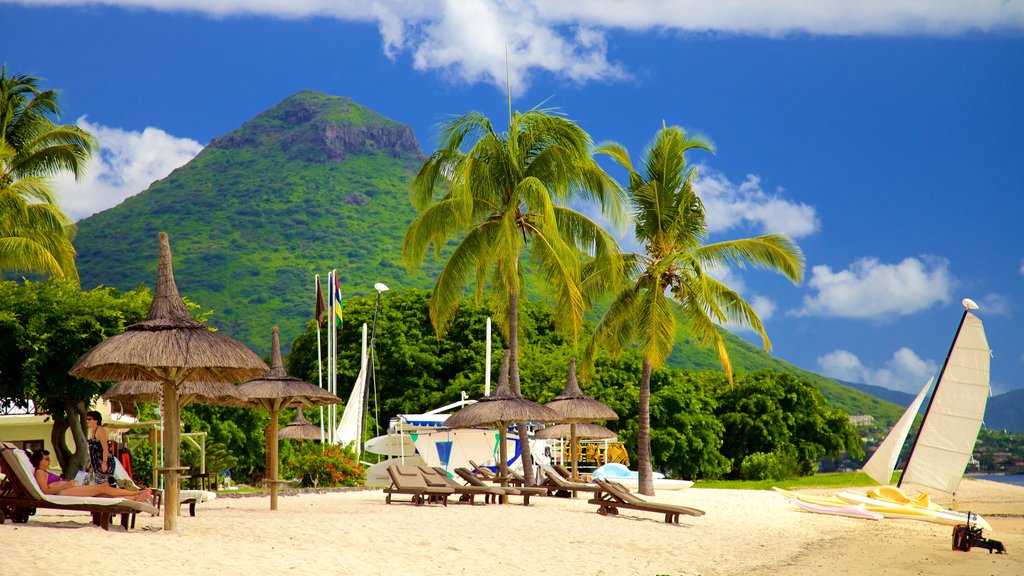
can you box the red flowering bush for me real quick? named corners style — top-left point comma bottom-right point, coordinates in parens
top-left (283, 442), bottom-right (365, 488)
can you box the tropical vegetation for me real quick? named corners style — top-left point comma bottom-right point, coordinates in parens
top-left (401, 106), bottom-right (625, 483)
top-left (0, 277), bottom-right (149, 474)
top-left (0, 67), bottom-right (93, 281)
top-left (586, 126), bottom-right (805, 493)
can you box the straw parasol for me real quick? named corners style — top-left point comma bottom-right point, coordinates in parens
top-left (70, 232), bottom-right (268, 531)
top-left (103, 380), bottom-right (248, 407)
top-left (445, 350), bottom-right (560, 488)
top-left (277, 408), bottom-right (322, 441)
top-left (238, 326), bottom-right (339, 510)
top-left (533, 423), bottom-right (616, 441)
top-left (544, 357), bottom-right (618, 480)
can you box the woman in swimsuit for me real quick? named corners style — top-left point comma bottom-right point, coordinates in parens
top-left (30, 449), bottom-right (151, 502)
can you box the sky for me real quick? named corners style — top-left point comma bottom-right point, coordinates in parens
top-left (2, 1), bottom-right (1023, 395)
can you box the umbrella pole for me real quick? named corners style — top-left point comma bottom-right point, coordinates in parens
top-left (162, 379), bottom-right (181, 531)
top-left (498, 426), bottom-right (509, 503)
top-left (269, 407), bottom-right (280, 511)
top-left (571, 423), bottom-right (579, 481)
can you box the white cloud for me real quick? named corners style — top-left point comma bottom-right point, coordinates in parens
top-left (793, 256), bottom-right (954, 319)
top-left (1019, 258), bottom-right (1024, 276)
top-left (817, 347), bottom-right (938, 393)
top-left (52, 117), bottom-right (203, 221)
top-left (978, 293), bottom-right (1012, 317)
top-left (12, 1), bottom-right (1024, 90)
top-left (695, 170), bottom-right (819, 238)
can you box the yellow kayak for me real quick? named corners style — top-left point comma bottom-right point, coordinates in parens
top-left (865, 486), bottom-right (943, 511)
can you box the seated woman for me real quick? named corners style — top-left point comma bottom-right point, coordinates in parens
top-left (30, 449), bottom-right (151, 502)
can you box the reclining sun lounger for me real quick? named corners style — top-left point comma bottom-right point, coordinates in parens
top-left (0, 443), bottom-right (158, 531)
top-left (454, 467), bottom-right (545, 505)
top-left (540, 467), bottom-right (600, 498)
top-left (590, 478), bottom-right (704, 524)
top-left (151, 488), bottom-right (217, 517)
top-left (384, 464), bottom-right (453, 506)
top-left (422, 466), bottom-right (504, 505)
top-left (468, 460), bottom-right (498, 480)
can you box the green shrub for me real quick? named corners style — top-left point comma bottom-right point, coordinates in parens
top-left (739, 452), bottom-right (785, 481)
top-left (283, 442), bottom-right (365, 487)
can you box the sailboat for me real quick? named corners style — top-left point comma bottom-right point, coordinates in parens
top-left (861, 298), bottom-right (991, 498)
top-left (783, 299), bottom-right (992, 526)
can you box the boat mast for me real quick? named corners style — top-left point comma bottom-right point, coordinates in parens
top-left (897, 298), bottom-right (978, 488)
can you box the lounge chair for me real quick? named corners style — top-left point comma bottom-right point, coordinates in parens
top-left (384, 464), bottom-right (453, 506)
top-left (589, 478), bottom-right (704, 524)
top-left (468, 460), bottom-right (498, 480)
top-left (423, 466), bottom-right (503, 505)
top-left (0, 443), bottom-right (157, 531)
top-left (151, 488), bottom-right (217, 517)
top-left (552, 463), bottom-right (593, 483)
top-left (540, 467), bottom-right (600, 498)
top-left (453, 468), bottom-right (545, 505)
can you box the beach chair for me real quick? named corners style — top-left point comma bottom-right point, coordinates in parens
top-left (454, 468), bottom-right (545, 506)
top-left (150, 488), bottom-right (217, 517)
top-left (384, 464), bottom-right (453, 506)
top-left (589, 478), bottom-right (704, 524)
top-left (540, 467), bottom-right (600, 498)
top-left (423, 466), bottom-right (503, 505)
top-left (468, 460), bottom-right (498, 481)
top-left (0, 443), bottom-right (157, 531)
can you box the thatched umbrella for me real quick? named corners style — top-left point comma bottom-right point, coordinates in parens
top-left (238, 326), bottom-right (339, 510)
top-left (103, 380), bottom-right (248, 407)
top-left (533, 423), bottom-right (617, 441)
top-left (277, 408), bottom-right (321, 441)
top-left (544, 357), bottom-right (618, 480)
top-left (445, 350), bottom-right (560, 488)
top-left (70, 232), bottom-right (268, 531)
top-left (103, 380), bottom-right (247, 487)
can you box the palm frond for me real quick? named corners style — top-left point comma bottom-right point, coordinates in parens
top-left (696, 234), bottom-right (805, 283)
top-left (428, 221), bottom-right (500, 336)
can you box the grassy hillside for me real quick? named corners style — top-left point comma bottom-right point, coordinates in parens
top-left (75, 91), bottom-right (441, 352)
top-left (74, 90), bottom-right (903, 426)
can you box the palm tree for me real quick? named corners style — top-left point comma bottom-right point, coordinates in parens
top-left (403, 107), bottom-right (625, 483)
top-left (0, 66), bottom-right (94, 282)
top-left (586, 126), bottom-right (805, 495)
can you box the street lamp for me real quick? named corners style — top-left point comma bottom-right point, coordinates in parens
top-left (362, 282), bottom-right (390, 453)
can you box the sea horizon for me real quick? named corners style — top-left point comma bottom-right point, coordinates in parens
top-left (969, 473), bottom-right (1024, 488)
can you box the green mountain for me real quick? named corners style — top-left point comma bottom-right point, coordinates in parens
top-left (74, 90), bottom-right (902, 426)
top-left (75, 90), bottom-right (440, 352)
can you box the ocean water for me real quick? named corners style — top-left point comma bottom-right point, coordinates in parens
top-left (971, 474), bottom-right (1024, 487)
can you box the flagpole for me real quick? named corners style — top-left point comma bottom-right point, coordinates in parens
top-left (315, 274), bottom-right (325, 444)
top-left (327, 270), bottom-right (334, 444)
top-left (331, 269), bottom-right (339, 444)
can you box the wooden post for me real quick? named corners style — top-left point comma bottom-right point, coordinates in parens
top-left (162, 379), bottom-right (180, 531)
top-left (269, 407), bottom-right (279, 511)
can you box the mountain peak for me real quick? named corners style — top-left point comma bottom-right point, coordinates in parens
top-left (208, 90), bottom-right (422, 162)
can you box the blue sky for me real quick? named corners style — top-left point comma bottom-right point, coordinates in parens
top-left (2, 1), bottom-right (1022, 395)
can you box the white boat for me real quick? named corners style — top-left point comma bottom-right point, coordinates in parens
top-left (861, 298), bottom-right (991, 499)
top-left (592, 463), bottom-right (693, 491)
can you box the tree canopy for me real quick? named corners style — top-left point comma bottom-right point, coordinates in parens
top-left (0, 278), bottom-right (149, 473)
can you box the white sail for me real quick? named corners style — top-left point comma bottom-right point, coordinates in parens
top-left (861, 377), bottom-right (932, 486)
top-left (335, 352), bottom-right (367, 453)
top-left (902, 312), bottom-right (990, 495)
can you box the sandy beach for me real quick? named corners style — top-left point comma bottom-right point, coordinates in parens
top-left (3, 479), bottom-right (1021, 576)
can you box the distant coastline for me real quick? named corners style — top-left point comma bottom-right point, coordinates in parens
top-left (968, 473), bottom-right (1024, 487)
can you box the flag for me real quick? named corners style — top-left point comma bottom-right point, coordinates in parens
top-left (333, 272), bottom-right (344, 329)
top-left (314, 274), bottom-right (326, 326)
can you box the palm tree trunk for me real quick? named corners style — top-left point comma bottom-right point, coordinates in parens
top-left (509, 290), bottom-right (535, 485)
top-left (638, 358), bottom-right (654, 495)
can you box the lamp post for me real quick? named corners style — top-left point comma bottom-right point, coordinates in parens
top-left (361, 282), bottom-right (389, 455)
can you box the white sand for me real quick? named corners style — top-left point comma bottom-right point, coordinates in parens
top-left (3, 480), bottom-right (1022, 575)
